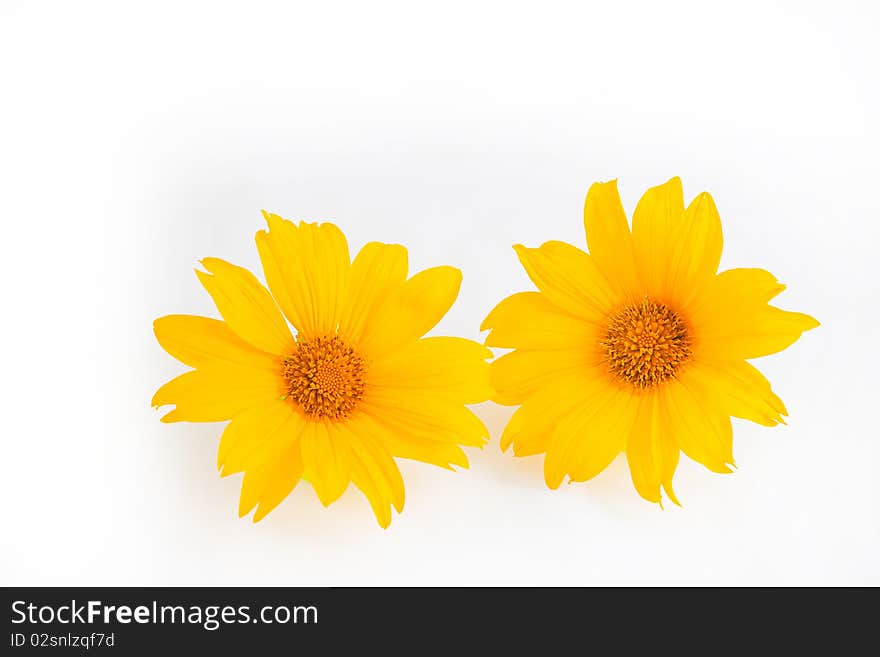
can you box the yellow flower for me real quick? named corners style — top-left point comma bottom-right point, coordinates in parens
top-left (153, 213), bottom-right (492, 527)
top-left (482, 178), bottom-right (818, 504)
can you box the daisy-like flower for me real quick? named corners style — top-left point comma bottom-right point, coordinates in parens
top-left (153, 214), bottom-right (491, 527)
top-left (482, 178), bottom-right (818, 504)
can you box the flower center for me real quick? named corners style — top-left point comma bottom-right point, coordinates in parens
top-left (282, 335), bottom-right (366, 419)
top-left (600, 299), bottom-right (691, 389)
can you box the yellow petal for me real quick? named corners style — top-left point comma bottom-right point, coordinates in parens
top-left (356, 402), bottom-right (470, 469)
top-left (499, 405), bottom-right (526, 452)
top-left (501, 368), bottom-right (604, 456)
top-left (361, 389), bottom-right (488, 448)
top-left (358, 266), bottom-right (461, 360)
top-left (342, 415), bottom-right (406, 528)
top-left (566, 389), bottom-right (639, 483)
top-left (153, 315), bottom-right (280, 372)
top-left (250, 442), bottom-right (305, 522)
top-left (691, 268), bottom-right (819, 360)
top-left (543, 383), bottom-right (635, 488)
top-left (481, 292), bottom-right (597, 350)
top-left (368, 337), bottom-right (492, 404)
top-left (357, 389), bottom-right (481, 467)
top-left (218, 400), bottom-right (297, 475)
top-left (489, 348), bottom-right (593, 406)
top-left (196, 257), bottom-right (293, 355)
top-left (660, 378), bottom-right (733, 474)
top-left (513, 242), bottom-right (617, 322)
top-left (256, 214), bottom-right (350, 338)
top-left (234, 410), bottom-right (305, 520)
top-left (376, 432), bottom-right (469, 470)
top-left (664, 192), bottom-right (723, 307)
top-left (626, 392), bottom-right (681, 505)
top-left (744, 308), bottom-right (817, 353)
top-left (152, 368), bottom-right (282, 423)
top-left (631, 176), bottom-right (685, 298)
top-left (583, 179), bottom-right (639, 299)
top-left (300, 421), bottom-right (351, 506)
top-left (685, 359), bottom-right (787, 427)
top-left (340, 242), bottom-right (408, 346)
top-left (696, 267), bottom-right (787, 309)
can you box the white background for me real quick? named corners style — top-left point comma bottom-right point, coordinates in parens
top-left (1, 0), bottom-right (877, 586)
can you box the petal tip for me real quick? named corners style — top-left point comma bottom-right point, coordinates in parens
top-left (543, 465), bottom-right (564, 490)
top-left (252, 505), bottom-right (273, 523)
top-left (663, 482), bottom-right (682, 507)
top-left (633, 484), bottom-right (662, 505)
top-left (156, 406), bottom-right (180, 422)
top-left (446, 265), bottom-right (463, 283)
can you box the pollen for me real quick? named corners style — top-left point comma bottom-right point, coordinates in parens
top-left (601, 299), bottom-right (691, 389)
top-left (282, 335), bottom-right (366, 419)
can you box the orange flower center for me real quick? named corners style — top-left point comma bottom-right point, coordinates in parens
top-left (282, 335), bottom-right (366, 419)
top-left (601, 299), bottom-right (691, 389)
